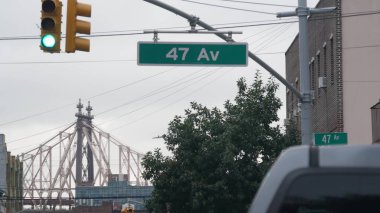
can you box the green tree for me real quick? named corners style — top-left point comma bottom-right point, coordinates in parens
top-left (142, 73), bottom-right (299, 213)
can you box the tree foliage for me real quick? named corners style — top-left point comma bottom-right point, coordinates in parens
top-left (142, 73), bottom-right (300, 212)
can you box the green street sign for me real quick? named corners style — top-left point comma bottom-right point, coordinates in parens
top-left (314, 132), bottom-right (348, 146)
top-left (138, 42), bottom-right (248, 66)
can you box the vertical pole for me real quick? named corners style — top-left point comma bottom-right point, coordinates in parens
top-left (119, 145), bottom-right (122, 175)
top-left (107, 134), bottom-right (111, 176)
top-left (39, 146), bottom-right (43, 208)
top-left (137, 154), bottom-right (141, 186)
top-left (59, 133), bottom-right (62, 190)
top-left (127, 147), bottom-right (131, 182)
top-left (298, 0), bottom-right (313, 145)
top-left (76, 122), bottom-right (83, 185)
top-left (49, 146), bottom-right (52, 200)
top-left (277, 1), bottom-right (335, 146)
top-left (99, 135), bottom-right (102, 186)
top-left (31, 155), bottom-right (34, 209)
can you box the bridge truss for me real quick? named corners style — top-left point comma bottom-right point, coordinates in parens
top-left (21, 101), bottom-right (148, 209)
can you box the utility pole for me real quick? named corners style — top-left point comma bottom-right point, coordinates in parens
top-left (277, 0), bottom-right (335, 145)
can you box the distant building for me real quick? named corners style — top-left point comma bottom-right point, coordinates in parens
top-left (75, 174), bottom-right (153, 212)
top-left (0, 135), bottom-right (6, 213)
top-left (285, 0), bottom-right (380, 144)
top-left (0, 134), bottom-right (23, 213)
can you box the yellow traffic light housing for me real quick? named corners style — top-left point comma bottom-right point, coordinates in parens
top-left (65, 0), bottom-right (91, 53)
top-left (40, 0), bottom-right (62, 53)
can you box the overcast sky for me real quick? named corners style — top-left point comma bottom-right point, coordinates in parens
top-left (0, 0), bottom-right (318, 156)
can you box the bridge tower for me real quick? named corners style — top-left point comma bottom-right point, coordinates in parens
top-left (75, 99), bottom-right (94, 186)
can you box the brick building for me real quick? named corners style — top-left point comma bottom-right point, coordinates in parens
top-left (286, 0), bottom-right (380, 144)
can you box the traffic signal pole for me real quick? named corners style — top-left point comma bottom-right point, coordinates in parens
top-left (143, 0), bottom-right (335, 146)
top-left (143, 0), bottom-right (302, 100)
top-left (277, 1), bottom-right (335, 145)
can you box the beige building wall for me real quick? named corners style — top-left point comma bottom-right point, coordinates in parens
top-left (342, 0), bottom-right (380, 144)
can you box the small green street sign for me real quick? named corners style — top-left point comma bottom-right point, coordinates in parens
top-left (138, 42), bottom-right (248, 66)
top-left (314, 132), bottom-right (348, 146)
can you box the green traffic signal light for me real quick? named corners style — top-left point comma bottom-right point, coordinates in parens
top-left (41, 34), bottom-right (56, 48)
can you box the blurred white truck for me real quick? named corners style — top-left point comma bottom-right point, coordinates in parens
top-left (249, 145), bottom-right (380, 213)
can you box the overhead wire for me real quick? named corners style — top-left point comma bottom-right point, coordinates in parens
top-left (0, 59), bottom-right (136, 65)
top-left (98, 29), bottom-right (284, 129)
top-left (110, 68), bottom-right (229, 131)
top-left (2, 22), bottom-right (293, 144)
top-left (181, 0), bottom-right (277, 15)
top-left (255, 25), bottom-right (298, 53)
top-left (248, 23), bottom-right (287, 49)
top-left (6, 122), bottom-right (75, 144)
top-left (0, 20), bottom-right (298, 41)
top-left (253, 23), bottom-right (295, 53)
top-left (5, 9), bottom-right (380, 144)
top-left (1, 10), bottom-right (380, 42)
top-left (0, 69), bottom-right (174, 127)
top-left (94, 22), bottom-right (292, 120)
top-left (94, 68), bottom-right (207, 117)
top-left (97, 68), bottom-right (216, 126)
top-left (211, 0), bottom-right (296, 8)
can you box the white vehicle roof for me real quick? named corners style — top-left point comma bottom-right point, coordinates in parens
top-left (249, 144), bottom-right (380, 213)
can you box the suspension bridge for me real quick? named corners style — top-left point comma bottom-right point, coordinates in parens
top-left (20, 100), bottom-right (149, 209)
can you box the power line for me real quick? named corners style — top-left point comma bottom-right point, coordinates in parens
top-left (212, 0), bottom-right (296, 8)
top-left (94, 24), bottom-right (281, 119)
top-left (92, 18), bottom-right (297, 34)
top-left (248, 23), bottom-right (287, 48)
top-left (95, 69), bottom-right (207, 117)
top-left (1, 10), bottom-right (380, 42)
top-left (5, 10), bottom-right (378, 143)
top-left (0, 15), bottom-right (326, 129)
top-left (0, 24), bottom-right (284, 132)
top-left (253, 23), bottom-right (295, 53)
top-left (181, 0), bottom-right (276, 15)
top-left (110, 69), bottom-right (228, 131)
top-left (102, 29), bottom-right (277, 128)
top-left (0, 24), bottom-right (288, 132)
top-left (0, 19), bottom-right (298, 41)
top-left (0, 18), bottom-right (298, 41)
top-left (5, 68), bottom-right (213, 144)
top-left (0, 50), bottom-right (285, 65)
top-left (0, 32), bottom-right (145, 41)
top-left (0, 59), bottom-right (135, 65)
top-left (0, 69), bottom-right (173, 127)
top-left (7, 122), bottom-right (75, 144)
top-left (98, 69), bottom-right (217, 126)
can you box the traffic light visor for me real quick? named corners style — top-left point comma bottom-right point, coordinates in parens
top-left (41, 17), bottom-right (55, 30)
top-left (41, 34), bottom-right (56, 48)
top-left (42, 0), bottom-right (56, 12)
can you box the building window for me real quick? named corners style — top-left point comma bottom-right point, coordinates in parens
top-left (317, 52), bottom-right (321, 96)
top-left (310, 59), bottom-right (315, 92)
top-left (291, 83), bottom-right (294, 111)
top-left (330, 36), bottom-right (335, 85)
top-left (323, 44), bottom-right (327, 78)
top-left (317, 51), bottom-right (321, 78)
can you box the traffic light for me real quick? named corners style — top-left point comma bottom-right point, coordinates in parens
top-left (65, 0), bottom-right (91, 53)
top-left (40, 0), bottom-right (62, 53)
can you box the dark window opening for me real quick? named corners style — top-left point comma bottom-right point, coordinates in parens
top-left (278, 173), bottom-right (380, 213)
top-left (323, 46), bottom-right (327, 78)
top-left (310, 61), bottom-right (315, 92)
top-left (330, 37), bottom-right (335, 85)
